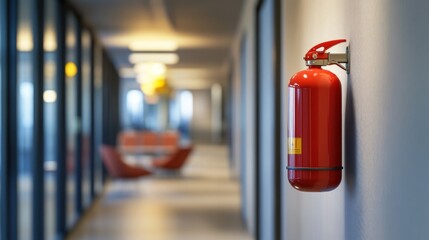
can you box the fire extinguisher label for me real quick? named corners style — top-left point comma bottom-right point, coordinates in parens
top-left (288, 138), bottom-right (302, 154)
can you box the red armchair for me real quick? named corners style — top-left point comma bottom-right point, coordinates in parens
top-left (100, 145), bottom-right (152, 178)
top-left (152, 146), bottom-right (193, 170)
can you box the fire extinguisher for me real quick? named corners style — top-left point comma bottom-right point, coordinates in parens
top-left (287, 39), bottom-right (348, 192)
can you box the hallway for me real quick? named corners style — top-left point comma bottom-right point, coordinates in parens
top-left (67, 145), bottom-right (252, 240)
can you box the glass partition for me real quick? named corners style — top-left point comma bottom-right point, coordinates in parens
top-left (257, 0), bottom-right (281, 238)
top-left (44, 0), bottom-right (58, 238)
top-left (93, 43), bottom-right (103, 194)
top-left (81, 29), bottom-right (92, 207)
top-left (65, 12), bottom-right (78, 228)
top-left (17, 0), bottom-right (35, 238)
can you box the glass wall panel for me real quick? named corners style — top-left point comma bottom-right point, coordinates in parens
top-left (17, 0), bottom-right (34, 238)
top-left (144, 102), bottom-right (161, 131)
top-left (178, 90), bottom-right (193, 142)
top-left (93, 43), bottom-right (103, 194)
top-left (257, 0), bottom-right (280, 238)
top-left (65, 12), bottom-right (78, 228)
top-left (44, 0), bottom-right (58, 238)
top-left (81, 29), bottom-right (91, 207)
top-left (169, 93), bottom-right (180, 130)
top-left (126, 89), bottom-right (144, 129)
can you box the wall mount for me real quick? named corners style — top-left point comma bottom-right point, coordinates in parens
top-left (303, 39), bottom-right (350, 74)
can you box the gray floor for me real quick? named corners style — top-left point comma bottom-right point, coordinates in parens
top-left (67, 144), bottom-right (253, 240)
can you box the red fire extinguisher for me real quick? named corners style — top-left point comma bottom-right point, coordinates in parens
top-left (287, 39), bottom-right (348, 192)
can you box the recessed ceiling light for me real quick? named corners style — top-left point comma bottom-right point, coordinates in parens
top-left (129, 53), bottom-right (179, 64)
top-left (134, 63), bottom-right (166, 76)
top-left (17, 38), bottom-right (33, 52)
top-left (44, 29), bottom-right (57, 52)
top-left (43, 90), bottom-right (57, 103)
top-left (129, 40), bottom-right (178, 51)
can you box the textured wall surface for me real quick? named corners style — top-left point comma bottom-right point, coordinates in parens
top-left (346, 1), bottom-right (429, 239)
top-left (282, 0), bottom-right (429, 240)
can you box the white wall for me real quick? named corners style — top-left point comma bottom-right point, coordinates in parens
top-left (282, 0), bottom-right (429, 240)
top-left (346, 0), bottom-right (429, 239)
top-left (191, 89), bottom-right (213, 141)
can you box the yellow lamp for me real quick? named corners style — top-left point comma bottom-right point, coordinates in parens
top-left (152, 78), bottom-right (172, 95)
top-left (140, 83), bottom-right (155, 96)
top-left (152, 78), bottom-right (166, 89)
top-left (65, 62), bottom-right (78, 77)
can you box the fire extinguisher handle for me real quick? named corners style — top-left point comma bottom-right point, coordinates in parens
top-left (304, 39), bottom-right (349, 72)
top-left (307, 39), bottom-right (346, 54)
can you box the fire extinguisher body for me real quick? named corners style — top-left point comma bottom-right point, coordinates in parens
top-left (288, 67), bottom-right (342, 192)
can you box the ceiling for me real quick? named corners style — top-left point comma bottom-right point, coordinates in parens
top-left (69, 0), bottom-right (244, 89)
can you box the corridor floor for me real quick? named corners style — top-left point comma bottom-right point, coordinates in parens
top-left (67, 144), bottom-right (252, 240)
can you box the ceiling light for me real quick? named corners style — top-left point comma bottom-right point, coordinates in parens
top-left (136, 73), bottom-right (153, 84)
top-left (129, 53), bottom-right (179, 65)
top-left (44, 29), bottom-right (57, 52)
top-left (133, 63), bottom-right (151, 74)
top-left (129, 40), bottom-right (178, 51)
top-left (17, 27), bottom-right (33, 51)
top-left (134, 63), bottom-right (166, 75)
top-left (43, 90), bottom-right (57, 103)
top-left (150, 63), bottom-right (167, 76)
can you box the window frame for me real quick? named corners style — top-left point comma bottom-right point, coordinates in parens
top-left (31, 0), bottom-right (46, 237)
top-left (1, 0), bottom-right (19, 239)
top-left (255, 0), bottom-right (282, 239)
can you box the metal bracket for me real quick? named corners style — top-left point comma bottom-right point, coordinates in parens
top-left (305, 46), bottom-right (350, 73)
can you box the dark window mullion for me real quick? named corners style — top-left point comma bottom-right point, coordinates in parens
top-left (32, 0), bottom-right (45, 238)
top-left (256, 0), bottom-right (282, 239)
top-left (75, 19), bottom-right (83, 215)
top-left (89, 36), bottom-right (96, 199)
top-left (273, 0), bottom-right (282, 238)
top-left (55, 0), bottom-right (67, 237)
top-left (1, 0), bottom-right (18, 239)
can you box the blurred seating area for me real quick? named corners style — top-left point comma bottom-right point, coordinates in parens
top-left (152, 145), bottom-right (194, 170)
top-left (118, 130), bottom-right (181, 155)
top-left (100, 145), bottom-right (152, 179)
top-left (99, 131), bottom-right (194, 179)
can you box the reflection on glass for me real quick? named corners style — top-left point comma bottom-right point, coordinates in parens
top-left (144, 101), bottom-right (161, 131)
top-left (44, 0), bottom-right (58, 238)
top-left (93, 44), bottom-right (103, 194)
top-left (126, 90), bottom-right (144, 129)
top-left (178, 91), bottom-right (193, 141)
top-left (17, 0), bottom-right (34, 239)
top-left (168, 93), bottom-right (180, 129)
top-left (66, 13), bottom-right (78, 228)
top-left (81, 29), bottom-right (92, 207)
top-left (180, 91), bottom-right (193, 120)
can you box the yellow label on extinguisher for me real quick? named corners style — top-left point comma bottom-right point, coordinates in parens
top-left (288, 138), bottom-right (302, 154)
